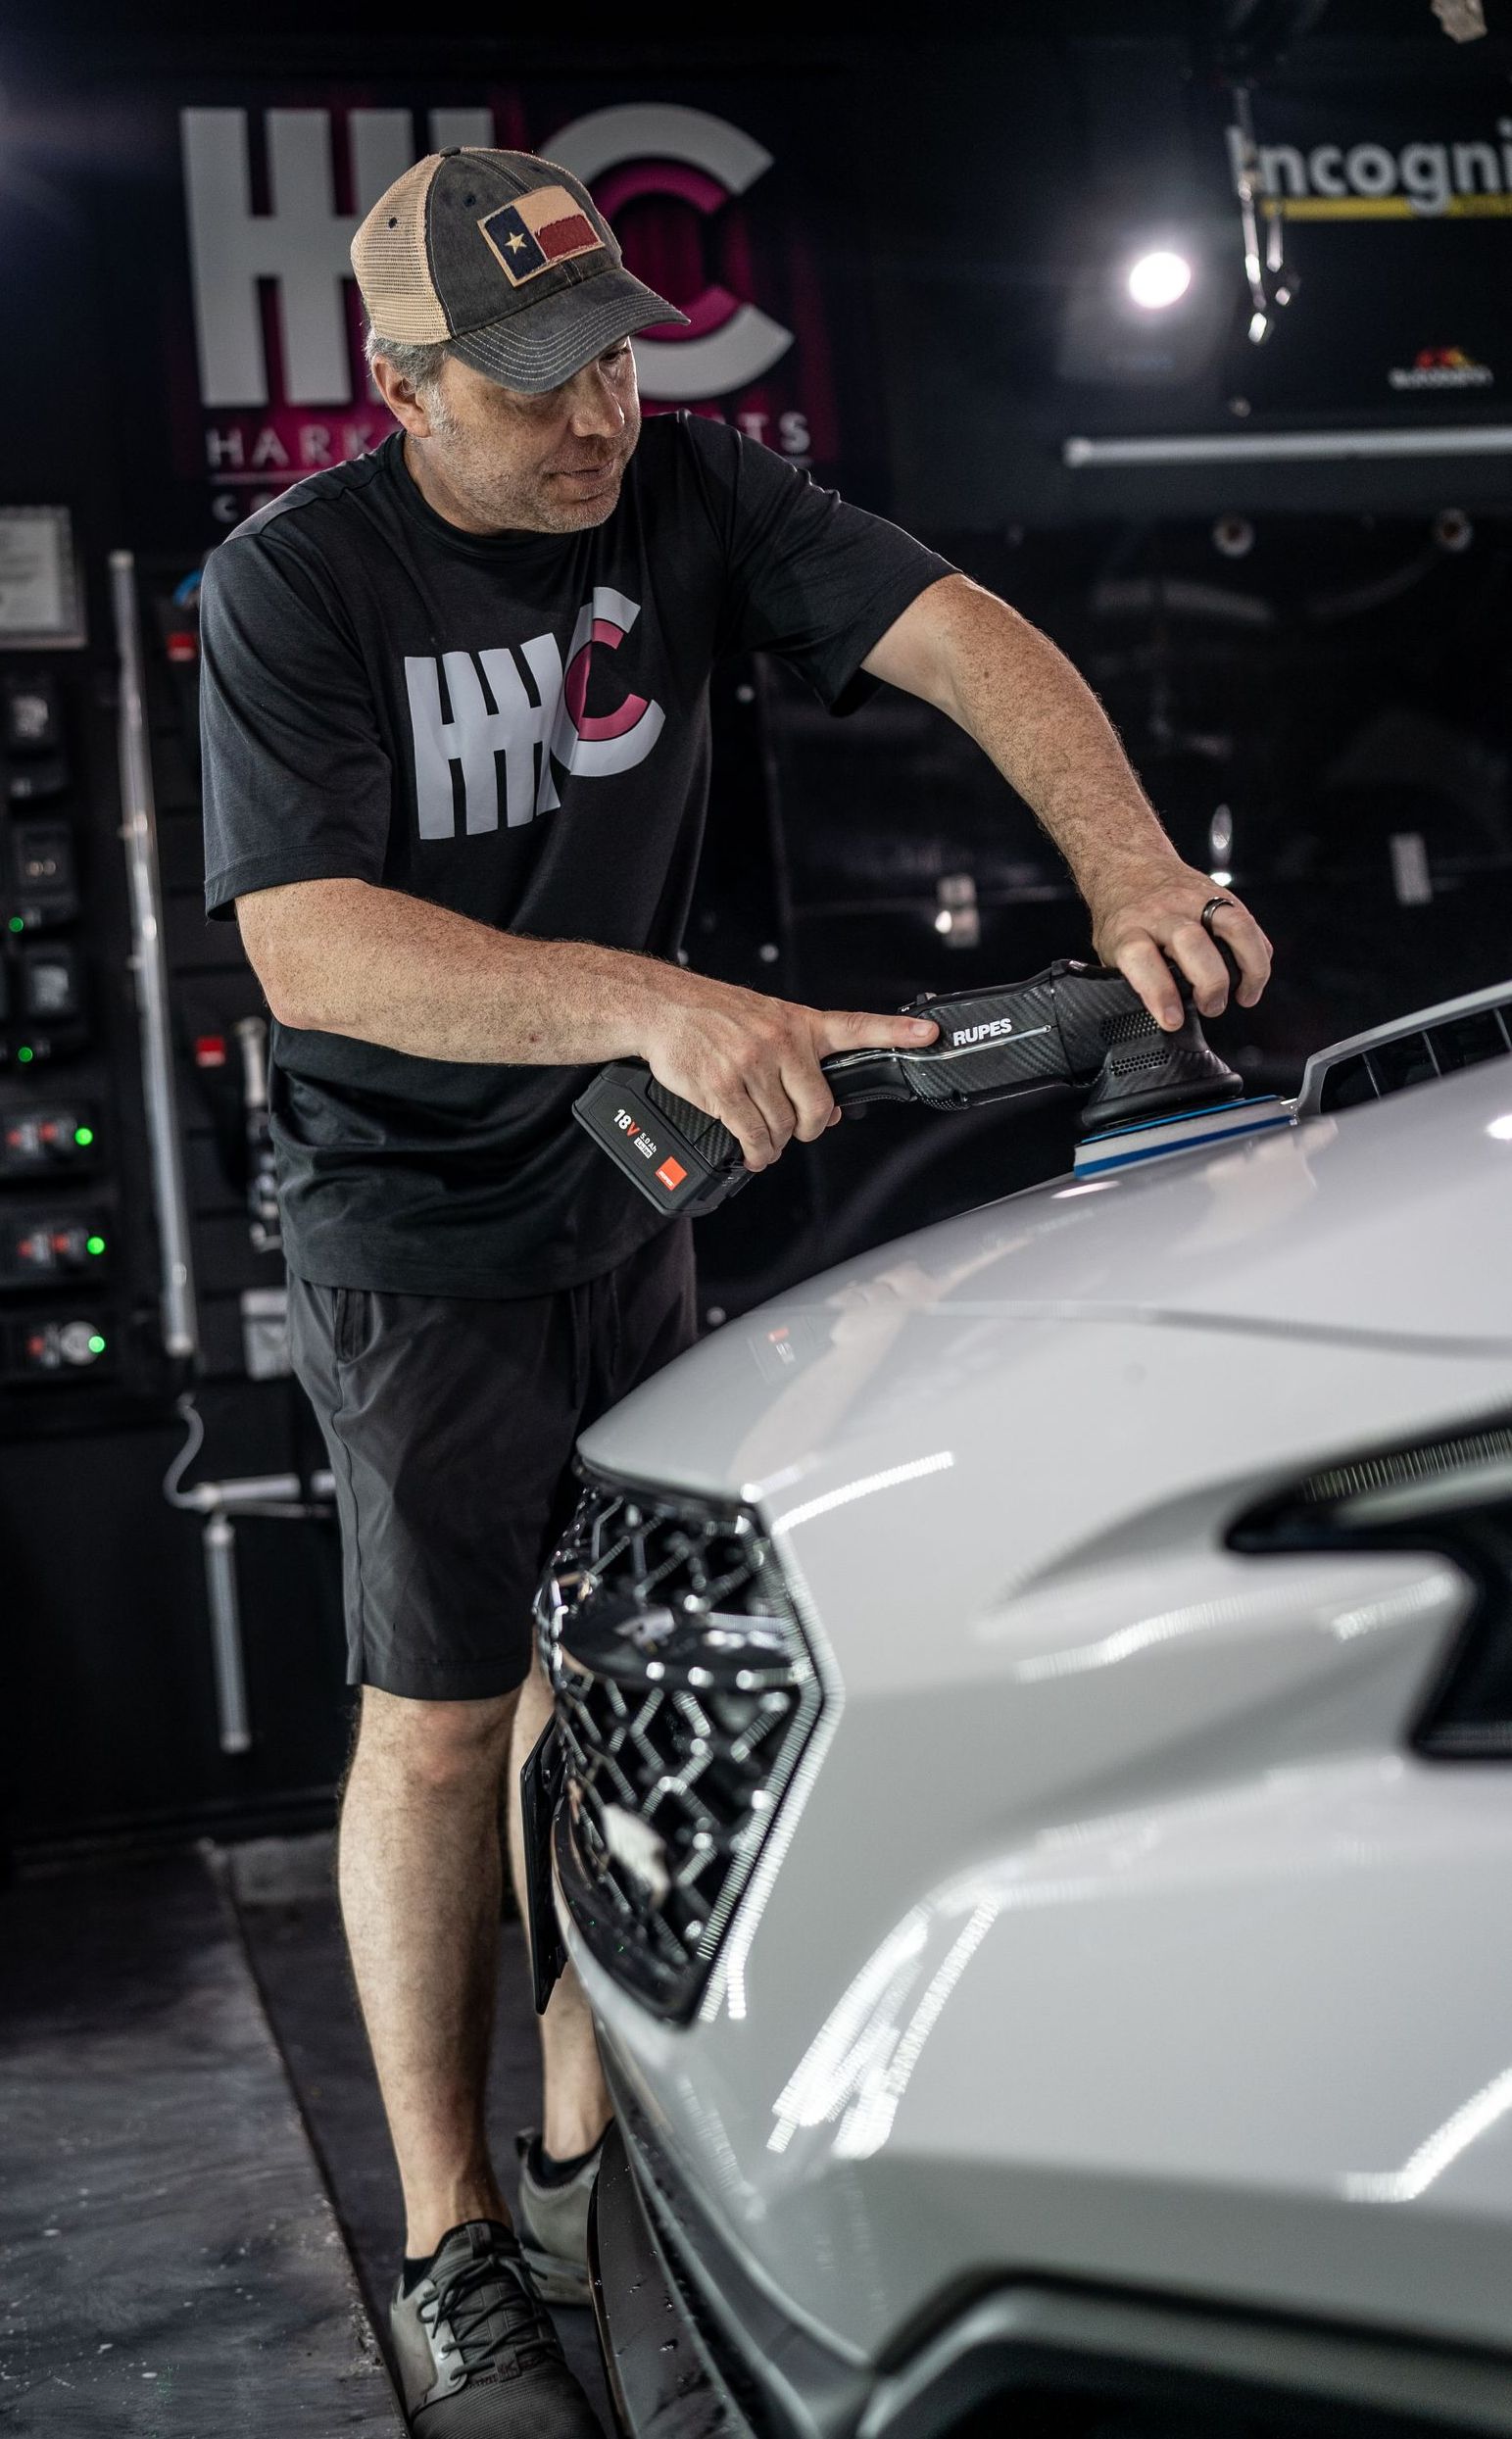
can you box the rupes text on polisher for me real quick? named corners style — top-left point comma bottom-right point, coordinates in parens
top-left (951, 1017), bottom-right (1016, 1046)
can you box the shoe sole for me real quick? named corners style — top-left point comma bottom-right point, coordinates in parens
top-left (520, 2238), bottom-right (592, 2308)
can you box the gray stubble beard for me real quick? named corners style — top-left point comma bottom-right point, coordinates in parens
top-left (419, 384), bottom-right (637, 537)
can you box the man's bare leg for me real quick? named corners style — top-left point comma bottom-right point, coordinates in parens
top-left (338, 1684), bottom-right (519, 2257)
top-left (508, 1656), bottom-right (611, 2161)
top-left (339, 1672), bottom-right (610, 2260)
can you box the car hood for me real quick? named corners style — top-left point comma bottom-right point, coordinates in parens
top-left (579, 1062), bottom-right (1512, 1504)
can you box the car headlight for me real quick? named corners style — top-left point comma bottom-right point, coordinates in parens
top-left (1231, 1411), bottom-right (1512, 1757)
top-left (536, 1470), bottom-right (824, 2020)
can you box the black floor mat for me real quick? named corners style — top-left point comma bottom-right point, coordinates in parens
top-left (225, 1833), bottom-right (613, 2432)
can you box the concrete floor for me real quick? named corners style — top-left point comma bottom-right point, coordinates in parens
top-left (0, 1837), bottom-right (610, 2436)
top-left (0, 1847), bottom-right (398, 2435)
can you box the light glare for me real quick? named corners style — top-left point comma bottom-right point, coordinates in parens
top-left (1128, 249), bottom-right (1193, 310)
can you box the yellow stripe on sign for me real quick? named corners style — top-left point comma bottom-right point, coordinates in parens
top-left (1263, 195), bottom-right (1512, 220)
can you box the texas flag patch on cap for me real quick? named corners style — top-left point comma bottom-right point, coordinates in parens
top-left (478, 185), bottom-right (604, 286)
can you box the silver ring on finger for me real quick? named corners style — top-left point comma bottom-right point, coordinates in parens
top-left (1199, 896), bottom-right (1235, 940)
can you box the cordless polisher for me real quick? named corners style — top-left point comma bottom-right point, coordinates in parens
top-left (572, 958), bottom-right (1251, 1218)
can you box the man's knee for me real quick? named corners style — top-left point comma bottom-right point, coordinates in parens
top-left (353, 1683), bottom-right (521, 1796)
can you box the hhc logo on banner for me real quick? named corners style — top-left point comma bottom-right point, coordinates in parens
top-left (180, 102), bottom-right (811, 524)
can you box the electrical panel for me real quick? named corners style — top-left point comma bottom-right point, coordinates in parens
top-left (0, 552), bottom-right (296, 1413)
top-left (0, 630), bottom-right (117, 1396)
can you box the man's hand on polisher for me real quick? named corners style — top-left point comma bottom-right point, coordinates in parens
top-left (1090, 853), bottom-right (1274, 1032)
top-left (643, 973), bottom-right (939, 1171)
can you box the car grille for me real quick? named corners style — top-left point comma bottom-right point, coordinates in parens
top-left (536, 1473), bottom-right (822, 2020)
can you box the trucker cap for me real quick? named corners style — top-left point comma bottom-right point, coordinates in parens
top-left (351, 147), bottom-right (690, 394)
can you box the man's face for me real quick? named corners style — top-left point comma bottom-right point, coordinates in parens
top-left (388, 337), bottom-right (642, 536)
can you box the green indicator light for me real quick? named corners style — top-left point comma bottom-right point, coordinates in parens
top-left (7, 915), bottom-right (23, 935)
top-left (87, 1334), bottom-right (107, 1356)
top-left (86, 1235), bottom-right (106, 1256)
top-left (17, 1045), bottom-right (33, 1064)
top-left (73, 1125), bottom-right (93, 1146)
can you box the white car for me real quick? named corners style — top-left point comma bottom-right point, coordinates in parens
top-left (535, 986), bottom-right (1512, 2439)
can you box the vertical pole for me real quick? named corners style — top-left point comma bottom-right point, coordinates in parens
top-left (203, 1512), bottom-right (252, 1755)
top-left (110, 550), bottom-right (199, 1362)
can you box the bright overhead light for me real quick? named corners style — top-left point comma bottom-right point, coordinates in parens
top-left (1128, 249), bottom-right (1193, 310)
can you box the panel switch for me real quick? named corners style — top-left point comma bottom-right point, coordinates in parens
top-left (21, 944), bottom-right (82, 1022)
top-left (0, 1108), bottom-right (99, 1177)
top-left (6, 1314), bottom-right (112, 1379)
top-left (11, 820), bottom-right (78, 925)
top-left (0, 1217), bottom-right (109, 1286)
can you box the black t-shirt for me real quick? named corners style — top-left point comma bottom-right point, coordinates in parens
top-left (199, 415), bottom-right (953, 1296)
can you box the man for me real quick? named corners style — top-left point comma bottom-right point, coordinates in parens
top-left (199, 146), bottom-right (1270, 2438)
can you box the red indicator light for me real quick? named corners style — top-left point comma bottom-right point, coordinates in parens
top-left (166, 630), bottom-right (199, 664)
top-left (194, 1035), bottom-right (227, 1068)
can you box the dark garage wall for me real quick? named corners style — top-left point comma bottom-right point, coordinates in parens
top-left (2, 0), bottom-right (1509, 1850)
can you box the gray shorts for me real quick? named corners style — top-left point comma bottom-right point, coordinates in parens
top-left (287, 1222), bottom-right (696, 1701)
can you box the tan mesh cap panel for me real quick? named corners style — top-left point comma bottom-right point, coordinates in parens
top-left (351, 156), bottom-right (451, 344)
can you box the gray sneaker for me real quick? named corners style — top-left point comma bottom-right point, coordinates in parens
top-left (388, 2219), bottom-right (600, 2437)
top-left (513, 2129), bottom-right (606, 2306)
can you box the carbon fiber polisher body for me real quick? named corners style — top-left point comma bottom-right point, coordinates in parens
top-left (571, 958), bottom-right (1243, 1218)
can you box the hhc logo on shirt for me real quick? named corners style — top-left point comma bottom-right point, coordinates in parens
top-left (403, 586), bottom-right (665, 837)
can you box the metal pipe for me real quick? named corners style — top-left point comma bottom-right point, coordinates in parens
top-left (203, 1511), bottom-right (251, 1754)
top-left (233, 1012), bottom-right (269, 1109)
top-left (1065, 426), bottom-right (1512, 467)
top-left (176, 1472), bottom-right (303, 1514)
top-left (235, 1014), bottom-right (280, 1254)
top-left (110, 550), bottom-right (198, 1361)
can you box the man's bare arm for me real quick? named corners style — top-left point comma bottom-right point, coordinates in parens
top-left (862, 572), bottom-right (1273, 1030)
top-left (240, 877), bottom-right (668, 1064)
top-left (236, 877), bottom-right (937, 1171)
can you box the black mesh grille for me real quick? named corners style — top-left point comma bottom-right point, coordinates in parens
top-left (1099, 1008), bottom-right (1159, 1047)
top-left (1107, 1047), bottom-right (1171, 1078)
top-left (536, 1475), bottom-right (821, 2020)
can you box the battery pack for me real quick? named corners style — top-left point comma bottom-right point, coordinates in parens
top-left (572, 1063), bottom-right (750, 1216)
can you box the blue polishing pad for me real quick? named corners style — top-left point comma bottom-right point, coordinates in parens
top-left (1073, 1095), bottom-right (1293, 1178)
